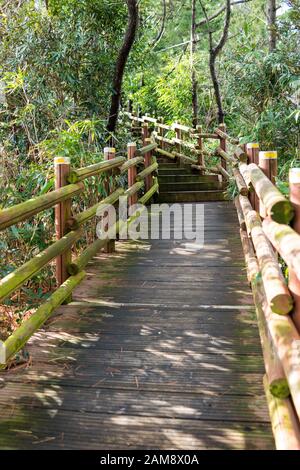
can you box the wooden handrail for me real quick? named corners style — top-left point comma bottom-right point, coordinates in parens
top-left (67, 156), bottom-right (125, 183)
top-left (0, 182), bottom-right (84, 231)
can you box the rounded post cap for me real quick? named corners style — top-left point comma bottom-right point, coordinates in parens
top-left (259, 151), bottom-right (277, 159)
top-left (103, 147), bottom-right (116, 154)
top-left (246, 143), bottom-right (259, 149)
top-left (127, 142), bottom-right (137, 147)
top-left (54, 157), bottom-right (70, 165)
top-left (289, 168), bottom-right (300, 183)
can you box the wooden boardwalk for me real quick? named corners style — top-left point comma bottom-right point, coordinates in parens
top-left (0, 202), bottom-right (274, 449)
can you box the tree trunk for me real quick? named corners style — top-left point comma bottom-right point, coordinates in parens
top-left (106, 0), bottom-right (139, 135)
top-left (267, 0), bottom-right (277, 52)
top-left (209, 49), bottom-right (224, 124)
top-left (191, 0), bottom-right (198, 128)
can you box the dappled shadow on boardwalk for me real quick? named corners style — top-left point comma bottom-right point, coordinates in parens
top-left (0, 202), bottom-right (274, 449)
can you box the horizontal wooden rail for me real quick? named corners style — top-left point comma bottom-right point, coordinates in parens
top-left (67, 156), bottom-right (125, 183)
top-left (155, 148), bottom-right (176, 159)
top-left (67, 188), bottom-right (124, 230)
top-left (216, 147), bottom-right (237, 165)
top-left (191, 132), bottom-right (219, 139)
top-left (171, 123), bottom-right (192, 133)
top-left (248, 163), bottom-right (294, 224)
top-left (0, 271), bottom-right (85, 366)
top-left (136, 161), bottom-right (158, 181)
top-left (136, 142), bottom-right (157, 156)
top-left (0, 183), bottom-right (84, 231)
top-left (0, 230), bottom-right (81, 303)
top-left (120, 156), bottom-right (144, 173)
top-left (124, 181), bottom-right (144, 197)
top-left (138, 178), bottom-right (159, 205)
top-left (239, 195), bottom-right (293, 315)
top-left (215, 127), bottom-right (239, 144)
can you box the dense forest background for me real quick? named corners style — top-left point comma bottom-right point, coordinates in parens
top-left (0, 0), bottom-right (299, 333)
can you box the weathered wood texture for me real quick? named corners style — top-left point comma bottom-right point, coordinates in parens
top-left (0, 203), bottom-right (273, 450)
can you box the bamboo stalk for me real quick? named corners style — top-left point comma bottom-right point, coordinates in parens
top-left (67, 188), bottom-right (124, 229)
top-left (263, 375), bottom-right (300, 450)
top-left (120, 156), bottom-right (144, 173)
top-left (136, 162), bottom-right (158, 181)
top-left (67, 157), bottom-right (125, 183)
top-left (0, 183), bottom-right (84, 231)
top-left (233, 168), bottom-right (248, 195)
top-left (248, 163), bottom-right (294, 224)
top-left (0, 230), bottom-right (82, 303)
top-left (1, 271), bottom-right (85, 366)
top-left (239, 196), bottom-right (293, 315)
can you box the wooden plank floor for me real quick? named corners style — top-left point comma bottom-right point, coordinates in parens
top-left (0, 202), bottom-right (274, 449)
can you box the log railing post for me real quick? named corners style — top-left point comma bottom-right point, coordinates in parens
top-left (246, 143), bottom-right (260, 211)
top-left (196, 125), bottom-right (204, 175)
top-left (103, 147), bottom-right (116, 253)
top-left (289, 168), bottom-right (300, 333)
top-left (144, 137), bottom-right (153, 192)
top-left (259, 151), bottom-right (278, 218)
top-left (54, 157), bottom-right (72, 297)
top-left (218, 123), bottom-right (227, 171)
top-left (127, 142), bottom-right (137, 208)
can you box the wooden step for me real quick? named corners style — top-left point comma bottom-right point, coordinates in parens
top-left (158, 167), bottom-right (192, 174)
top-left (158, 174), bottom-right (220, 183)
top-left (158, 190), bottom-right (226, 203)
top-left (159, 182), bottom-right (222, 192)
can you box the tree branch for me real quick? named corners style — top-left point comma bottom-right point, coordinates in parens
top-left (106, 0), bottom-right (139, 135)
top-left (151, 0), bottom-right (167, 48)
top-left (196, 0), bottom-right (253, 29)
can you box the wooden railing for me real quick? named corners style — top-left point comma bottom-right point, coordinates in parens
top-left (122, 110), bottom-right (243, 184)
top-left (0, 140), bottom-right (159, 367)
top-left (229, 145), bottom-right (300, 449)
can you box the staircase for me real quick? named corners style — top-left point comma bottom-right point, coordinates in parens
top-left (156, 155), bottom-right (226, 203)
